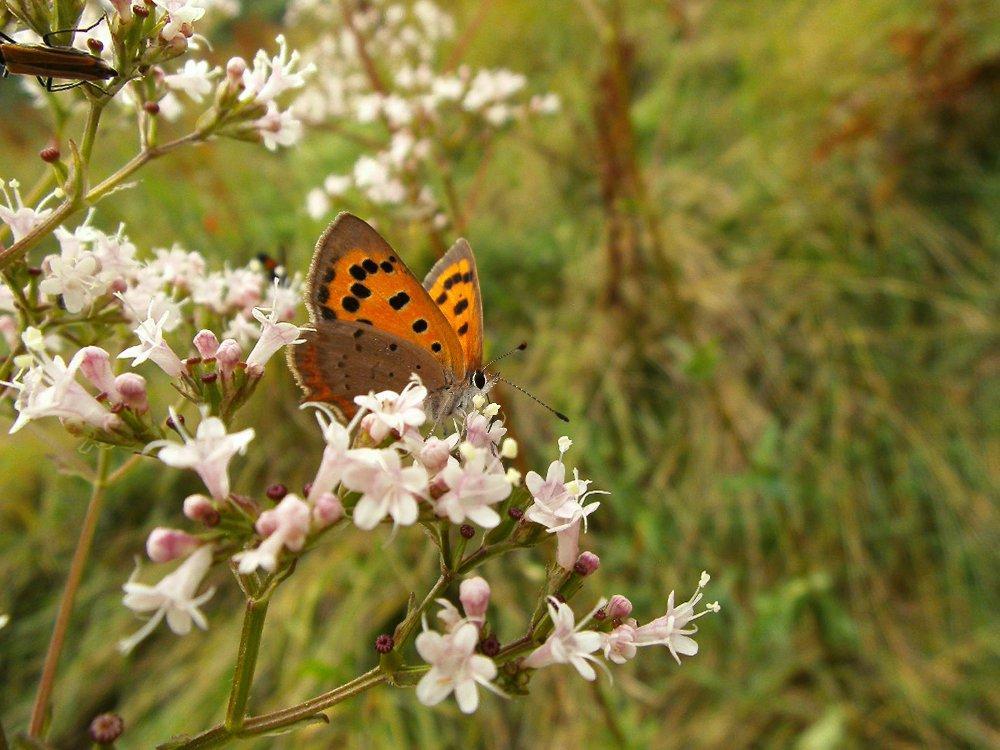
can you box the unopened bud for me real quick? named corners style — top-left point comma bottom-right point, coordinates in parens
top-left (500, 438), bottom-right (517, 459)
top-left (226, 56), bottom-right (247, 86)
top-left (607, 594), bottom-right (633, 620)
top-left (459, 576), bottom-right (490, 622)
top-left (114, 372), bottom-right (148, 412)
top-left (459, 523), bottom-right (475, 539)
top-left (375, 633), bottom-right (394, 653)
top-left (193, 329), bottom-right (220, 359)
top-left (573, 551), bottom-right (600, 577)
top-left (132, 4), bottom-right (148, 18)
top-left (215, 338), bottom-right (242, 378)
top-left (39, 145), bottom-right (60, 163)
top-left (78, 347), bottom-right (118, 399)
top-left (265, 483), bottom-right (287, 501)
top-left (87, 38), bottom-right (104, 54)
top-left (200, 372), bottom-right (218, 384)
top-left (312, 492), bottom-right (344, 528)
top-left (88, 712), bottom-right (124, 743)
top-left (508, 506), bottom-right (524, 521)
top-left (146, 527), bottom-right (199, 563)
top-left (183, 494), bottom-right (219, 525)
top-left (144, 101), bottom-right (160, 115)
top-left (479, 634), bottom-right (500, 656)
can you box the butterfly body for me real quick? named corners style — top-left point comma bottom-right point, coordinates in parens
top-left (290, 213), bottom-right (490, 422)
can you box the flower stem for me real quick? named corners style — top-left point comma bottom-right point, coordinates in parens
top-left (392, 574), bottom-right (450, 646)
top-left (172, 668), bottom-right (387, 749)
top-left (224, 595), bottom-right (270, 731)
top-left (28, 449), bottom-right (111, 738)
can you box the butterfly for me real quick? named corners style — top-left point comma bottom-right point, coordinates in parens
top-left (289, 213), bottom-right (491, 422)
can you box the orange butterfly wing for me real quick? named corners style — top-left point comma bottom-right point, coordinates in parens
top-left (423, 238), bottom-right (484, 372)
top-left (303, 214), bottom-right (466, 377)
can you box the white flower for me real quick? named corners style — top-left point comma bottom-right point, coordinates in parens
top-left (223, 311), bottom-right (261, 349)
top-left (341, 448), bottom-right (428, 530)
top-left (355, 377), bottom-right (427, 442)
top-left (463, 69), bottom-right (526, 111)
top-left (244, 303), bottom-right (306, 376)
top-left (151, 245), bottom-right (207, 287)
top-left (323, 174), bottom-right (352, 196)
top-left (0, 179), bottom-right (52, 242)
top-left (633, 572), bottom-right (720, 664)
top-left (39, 238), bottom-right (101, 314)
top-left (242, 34), bottom-right (315, 103)
top-left (119, 545), bottom-right (215, 653)
top-left (306, 405), bottom-right (356, 501)
top-left (3, 345), bottom-right (119, 434)
top-left (155, 0), bottom-right (206, 42)
top-left (602, 620), bottom-right (638, 664)
top-left (254, 102), bottom-right (304, 151)
top-left (522, 597), bottom-right (606, 681)
top-left (164, 59), bottom-right (216, 101)
top-left (305, 188), bottom-right (330, 220)
top-left (233, 494), bottom-right (311, 573)
top-left (155, 414), bottom-right (255, 499)
top-left (434, 454), bottom-right (512, 528)
top-left (463, 409), bottom-right (506, 449)
top-left (416, 621), bottom-right (499, 714)
top-left (118, 307), bottom-right (184, 377)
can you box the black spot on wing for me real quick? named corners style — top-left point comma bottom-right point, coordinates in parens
top-left (321, 307), bottom-right (336, 320)
top-left (342, 296), bottom-right (360, 313)
top-left (412, 318), bottom-right (428, 333)
top-left (389, 291), bottom-right (410, 310)
top-left (380, 261), bottom-right (394, 273)
top-left (453, 298), bottom-right (468, 315)
top-left (457, 322), bottom-right (468, 335)
top-left (349, 264), bottom-right (366, 280)
top-left (350, 283), bottom-right (372, 298)
top-left (362, 258), bottom-right (379, 273)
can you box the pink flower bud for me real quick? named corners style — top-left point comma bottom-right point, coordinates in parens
top-left (183, 493), bottom-right (218, 524)
top-left (459, 576), bottom-right (490, 624)
top-left (607, 594), bottom-right (633, 620)
top-left (146, 527), bottom-right (199, 563)
top-left (312, 491), bottom-right (344, 528)
top-left (255, 508), bottom-right (280, 537)
top-left (193, 329), bottom-right (220, 359)
top-left (418, 436), bottom-right (453, 473)
top-left (215, 338), bottom-right (242, 378)
top-left (226, 57), bottom-right (247, 86)
top-left (573, 551), bottom-right (600, 576)
top-left (114, 373), bottom-right (148, 413)
top-left (78, 347), bottom-right (119, 400)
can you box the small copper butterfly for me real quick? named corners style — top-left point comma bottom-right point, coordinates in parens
top-left (290, 213), bottom-right (491, 421)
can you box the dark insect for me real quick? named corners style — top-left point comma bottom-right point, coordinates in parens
top-left (256, 252), bottom-right (289, 283)
top-left (0, 18), bottom-right (116, 93)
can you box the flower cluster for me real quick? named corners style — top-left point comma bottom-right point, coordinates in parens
top-left (115, 374), bottom-right (720, 713)
top-left (286, 0), bottom-right (560, 224)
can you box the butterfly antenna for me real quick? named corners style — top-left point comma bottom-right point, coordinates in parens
top-left (484, 341), bottom-right (528, 370)
top-left (496, 375), bottom-right (569, 422)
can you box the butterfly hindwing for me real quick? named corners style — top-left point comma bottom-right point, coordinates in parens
top-left (423, 238), bottom-right (484, 371)
top-left (305, 214), bottom-right (466, 377)
top-left (289, 319), bottom-right (449, 420)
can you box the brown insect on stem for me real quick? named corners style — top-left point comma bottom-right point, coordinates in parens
top-left (0, 17), bottom-right (117, 94)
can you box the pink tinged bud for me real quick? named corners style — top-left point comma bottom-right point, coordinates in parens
top-left (146, 527), bottom-right (199, 563)
top-left (114, 373), bottom-right (148, 412)
top-left (573, 551), bottom-right (600, 576)
top-left (215, 338), bottom-right (242, 378)
top-left (78, 347), bottom-right (119, 400)
top-left (183, 493), bottom-right (219, 525)
top-left (607, 594), bottom-right (633, 620)
top-left (312, 491), bottom-right (344, 528)
top-left (255, 508), bottom-right (280, 537)
top-left (226, 56), bottom-right (247, 85)
top-left (375, 633), bottom-right (394, 653)
top-left (418, 437), bottom-right (453, 473)
top-left (193, 329), bottom-right (220, 359)
top-left (88, 712), bottom-right (124, 743)
top-left (459, 576), bottom-right (490, 623)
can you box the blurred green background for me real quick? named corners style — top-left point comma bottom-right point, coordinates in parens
top-left (1, 0), bottom-right (998, 747)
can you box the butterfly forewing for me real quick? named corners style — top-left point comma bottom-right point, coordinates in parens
top-left (423, 238), bottom-right (484, 371)
top-left (305, 214), bottom-right (466, 376)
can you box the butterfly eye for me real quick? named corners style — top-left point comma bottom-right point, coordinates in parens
top-left (472, 371), bottom-right (487, 389)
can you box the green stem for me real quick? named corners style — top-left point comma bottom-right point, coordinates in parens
top-left (172, 668), bottom-right (387, 749)
top-left (28, 450), bottom-right (112, 738)
top-left (224, 596), bottom-right (270, 731)
top-left (392, 574), bottom-right (450, 646)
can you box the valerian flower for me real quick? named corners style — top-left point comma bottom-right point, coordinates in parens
top-left (233, 494), bottom-right (311, 573)
top-left (602, 620), bottom-right (638, 665)
top-left (154, 0), bottom-right (206, 42)
top-left (3, 337), bottom-right (119, 434)
top-left (433, 453), bottom-right (512, 528)
top-left (341, 448), bottom-right (429, 530)
top-left (415, 621), bottom-right (500, 714)
top-left (242, 34), bottom-right (315, 104)
top-left (163, 58), bottom-right (217, 101)
top-left (522, 597), bottom-right (607, 681)
top-left (244, 302), bottom-right (307, 376)
top-left (355, 377), bottom-right (428, 442)
top-left (633, 571), bottom-right (721, 664)
top-left (119, 545), bottom-right (216, 654)
top-left (154, 413), bottom-right (255, 499)
top-left (118, 306), bottom-right (184, 378)
top-left (0, 179), bottom-right (52, 242)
